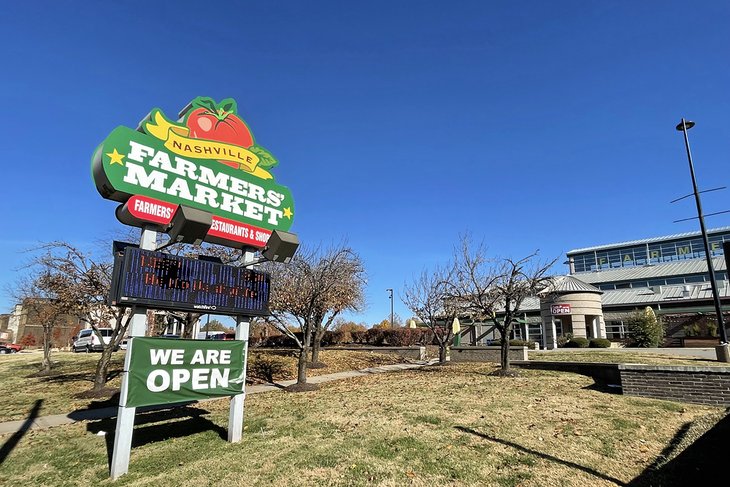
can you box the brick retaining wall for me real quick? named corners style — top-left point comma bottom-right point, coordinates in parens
top-left (619, 364), bottom-right (730, 406)
top-left (450, 346), bottom-right (527, 363)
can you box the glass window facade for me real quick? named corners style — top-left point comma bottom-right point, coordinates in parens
top-left (571, 231), bottom-right (730, 273)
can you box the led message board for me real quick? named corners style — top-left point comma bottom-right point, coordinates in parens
top-left (110, 247), bottom-right (269, 316)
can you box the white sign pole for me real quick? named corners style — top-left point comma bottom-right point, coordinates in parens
top-left (110, 227), bottom-right (157, 480)
top-left (228, 249), bottom-right (254, 443)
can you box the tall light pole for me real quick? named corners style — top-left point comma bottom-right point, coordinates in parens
top-left (676, 119), bottom-right (729, 360)
top-left (386, 288), bottom-right (394, 327)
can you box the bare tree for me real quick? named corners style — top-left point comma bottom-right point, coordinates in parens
top-left (12, 273), bottom-right (73, 374)
top-left (447, 237), bottom-right (555, 375)
top-left (310, 251), bottom-right (365, 366)
top-left (402, 266), bottom-right (462, 363)
top-left (26, 242), bottom-right (132, 391)
top-left (266, 244), bottom-right (365, 390)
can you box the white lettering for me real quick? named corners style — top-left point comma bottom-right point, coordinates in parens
top-left (205, 349), bottom-right (220, 364)
top-left (210, 368), bottom-right (230, 389)
top-left (150, 348), bottom-right (172, 365)
top-left (123, 162), bottom-right (169, 192)
top-left (193, 184), bottom-right (220, 208)
top-left (190, 349), bottom-right (205, 365)
top-left (191, 368), bottom-right (210, 390)
top-left (170, 349), bottom-right (184, 365)
top-left (171, 369), bottom-right (190, 391)
top-left (127, 141), bottom-right (156, 163)
top-left (146, 370), bottom-right (170, 392)
top-left (167, 178), bottom-right (193, 200)
top-left (243, 200), bottom-right (264, 220)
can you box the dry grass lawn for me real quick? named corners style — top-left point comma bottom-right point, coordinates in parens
top-left (1, 359), bottom-right (726, 486)
top-left (0, 349), bottom-right (403, 422)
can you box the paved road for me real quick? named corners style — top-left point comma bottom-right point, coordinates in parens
top-left (540, 347), bottom-right (718, 360)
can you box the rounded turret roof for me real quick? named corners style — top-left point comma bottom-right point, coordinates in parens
top-left (538, 275), bottom-right (602, 295)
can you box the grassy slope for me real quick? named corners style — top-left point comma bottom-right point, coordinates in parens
top-left (1, 361), bottom-right (726, 487)
top-left (0, 350), bottom-right (403, 422)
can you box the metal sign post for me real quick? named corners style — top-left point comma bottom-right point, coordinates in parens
top-left (110, 227), bottom-right (156, 480)
top-left (228, 250), bottom-right (254, 443)
top-left (228, 315), bottom-right (250, 442)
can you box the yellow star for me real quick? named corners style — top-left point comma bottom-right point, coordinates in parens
top-left (283, 207), bottom-right (294, 219)
top-left (106, 148), bottom-right (125, 165)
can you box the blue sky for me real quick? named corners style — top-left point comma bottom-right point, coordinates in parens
top-left (1, 1), bottom-right (729, 326)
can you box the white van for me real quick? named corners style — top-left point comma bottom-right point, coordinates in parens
top-left (72, 328), bottom-right (116, 352)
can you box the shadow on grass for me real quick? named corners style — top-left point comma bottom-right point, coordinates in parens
top-left (455, 426), bottom-right (626, 486)
top-left (86, 405), bottom-right (225, 469)
top-left (628, 411), bottom-right (730, 486)
top-left (0, 399), bottom-right (43, 466)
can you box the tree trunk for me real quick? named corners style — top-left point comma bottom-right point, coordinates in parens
top-left (500, 328), bottom-right (510, 372)
top-left (297, 321), bottom-right (312, 384)
top-left (93, 346), bottom-right (114, 391)
top-left (311, 325), bottom-right (325, 363)
top-left (438, 343), bottom-right (447, 363)
top-left (297, 345), bottom-right (308, 384)
top-left (41, 325), bottom-right (52, 373)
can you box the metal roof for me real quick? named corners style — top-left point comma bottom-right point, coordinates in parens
top-left (516, 281), bottom-right (730, 314)
top-left (538, 275), bottom-right (602, 295)
top-left (573, 257), bottom-right (726, 284)
top-left (567, 227), bottom-right (730, 255)
top-left (600, 281), bottom-right (730, 307)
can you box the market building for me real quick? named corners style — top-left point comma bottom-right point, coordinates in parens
top-left (461, 227), bottom-right (730, 349)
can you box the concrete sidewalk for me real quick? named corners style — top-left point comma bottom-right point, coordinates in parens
top-left (0, 361), bottom-right (433, 436)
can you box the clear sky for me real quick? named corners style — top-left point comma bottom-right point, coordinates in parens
top-left (1, 1), bottom-right (729, 326)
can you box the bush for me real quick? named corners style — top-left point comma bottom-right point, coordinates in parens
top-left (382, 328), bottom-right (421, 346)
top-left (351, 331), bottom-right (367, 344)
top-left (19, 333), bottom-right (37, 348)
top-left (321, 330), bottom-right (348, 346)
top-left (365, 328), bottom-right (386, 346)
top-left (564, 337), bottom-right (589, 348)
top-left (589, 338), bottom-right (612, 348)
top-left (627, 307), bottom-right (664, 347)
top-left (556, 333), bottom-right (573, 348)
top-left (248, 353), bottom-right (289, 383)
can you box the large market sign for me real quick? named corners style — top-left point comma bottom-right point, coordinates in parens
top-left (92, 97), bottom-right (295, 248)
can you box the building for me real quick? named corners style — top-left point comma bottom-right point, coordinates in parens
top-left (0, 299), bottom-right (81, 347)
top-left (462, 227), bottom-right (730, 349)
top-left (564, 227), bottom-right (730, 347)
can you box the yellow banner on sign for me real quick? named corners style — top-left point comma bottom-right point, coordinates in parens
top-left (144, 111), bottom-right (271, 179)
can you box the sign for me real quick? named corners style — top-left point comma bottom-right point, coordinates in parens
top-left (551, 304), bottom-right (571, 315)
top-left (110, 247), bottom-right (270, 316)
top-left (91, 96), bottom-right (295, 249)
top-left (125, 337), bottom-right (245, 408)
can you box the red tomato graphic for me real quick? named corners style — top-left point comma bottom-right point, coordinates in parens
top-left (187, 108), bottom-right (254, 148)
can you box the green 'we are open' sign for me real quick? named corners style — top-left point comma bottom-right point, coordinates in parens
top-left (125, 337), bottom-right (245, 408)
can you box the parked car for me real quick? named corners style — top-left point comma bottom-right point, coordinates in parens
top-left (119, 338), bottom-right (129, 350)
top-left (72, 328), bottom-right (117, 352)
top-left (0, 342), bottom-right (22, 354)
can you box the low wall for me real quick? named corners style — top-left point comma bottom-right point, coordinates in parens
top-left (329, 346), bottom-right (426, 361)
top-left (450, 346), bottom-right (527, 363)
top-left (253, 346), bottom-right (426, 361)
top-left (512, 361), bottom-right (622, 387)
top-left (619, 364), bottom-right (730, 406)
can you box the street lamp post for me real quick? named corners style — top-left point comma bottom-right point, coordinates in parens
top-left (676, 119), bottom-right (730, 362)
top-left (386, 288), bottom-right (394, 327)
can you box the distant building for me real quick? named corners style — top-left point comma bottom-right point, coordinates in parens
top-left (463, 227), bottom-right (730, 349)
top-left (0, 299), bottom-right (81, 347)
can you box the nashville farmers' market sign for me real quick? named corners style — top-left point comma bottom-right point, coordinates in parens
top-left (91, 97), bottom-right (295, 248)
